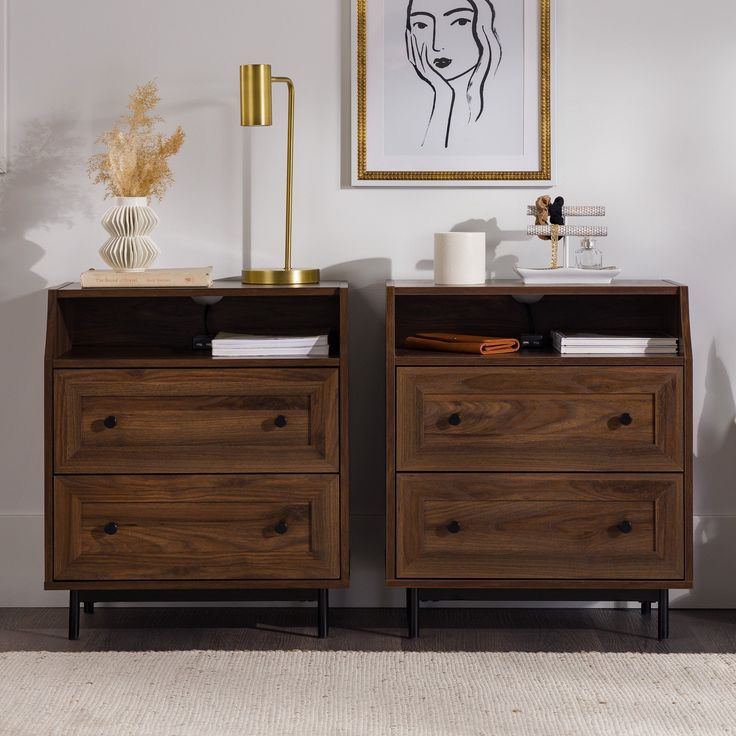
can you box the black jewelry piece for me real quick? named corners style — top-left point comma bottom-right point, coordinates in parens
top-left (549, 196), bottom-right (565, 226)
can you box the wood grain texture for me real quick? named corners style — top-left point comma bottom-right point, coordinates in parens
top-left (386, 282), bottom-right (693, 595)
top-left (45, 284), bottom-right (349, 593)
top-left (396, 474), bottom-right (684, 581)
top-left (393, 294), bottom-right (683, 348)
top-left (58, 281), bottom-right (347, 297)
top-left (44, 579), bottom-right (348, 591)
top-left (387, 280), bottom-right (682, 295)
top-left (386, 286), bottom-right (397, 581)
top-left (45, 291), bottom-right (67, 584)
top-left (680, 287), bottom-right (694, 584)
top-left (338, 287), bottom-right (350, 581)
top-left (397, 366), bottom-right (683, 472)
top-left (57, 294), bottom-right (341, 354)
top-left (54, 347), bottom-right (340, 369)
top-left (394, 350), bottom-right (685, 367)
top-left (54, 475), bottom-right (340, 581)
top-left (384, 579), bottom-right (693, 589)
top-left (55, 368), bottom-right (339, 474)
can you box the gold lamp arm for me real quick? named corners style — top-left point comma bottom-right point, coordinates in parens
top-left (272, 77), bottom-right (294, 272)
top-left (240, 64), bottom-right (319, 285)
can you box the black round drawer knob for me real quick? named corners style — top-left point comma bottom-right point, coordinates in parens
top-left (617, 520), bottom-right (633, 534)
top-left (619, 413), bottom-right (633, 426)
top-left (447, 520), bottom-right (462, 534)
top-left (103, 416), bottom-right (118, 429)
top-left (275, 520), bottom-right (288, 535)
top-left (274, 415), bottom-right (288, 428)
top-left (448, 413), bottom-right (462, 426)
top-left (104, 522), bottom-right (119, 535)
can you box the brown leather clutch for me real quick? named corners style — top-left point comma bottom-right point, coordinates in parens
top-left (404, 332), bottom-right (520, 355)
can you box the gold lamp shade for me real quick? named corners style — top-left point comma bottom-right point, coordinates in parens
top-left (240, 64), bottom-right (272, 127)
top-left (239, 64), bottom-right (319, 285)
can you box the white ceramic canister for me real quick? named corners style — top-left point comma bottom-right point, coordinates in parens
top-left (433, 232), bottom-right (486, 285)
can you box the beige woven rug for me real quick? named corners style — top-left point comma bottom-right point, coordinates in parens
top-left (0, 651), bottom-right (734, 736)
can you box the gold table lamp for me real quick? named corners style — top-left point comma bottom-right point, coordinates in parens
top-left (240, 64), bottom-right (320, 285)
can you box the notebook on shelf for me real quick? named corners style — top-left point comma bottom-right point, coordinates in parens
top-left (211, 332), bottom-right (330, 357)
top-left (551, 330), bottom-right (679, 355)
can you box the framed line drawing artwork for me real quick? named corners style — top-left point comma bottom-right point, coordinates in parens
top-left (352, 0), bottom-right (554, 187)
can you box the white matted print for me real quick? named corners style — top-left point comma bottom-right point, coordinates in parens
top-left (352, 0), bottom-right (553, 186)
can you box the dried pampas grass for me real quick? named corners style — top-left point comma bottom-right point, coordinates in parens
top-left (87, 81), bottom-right (185, 200)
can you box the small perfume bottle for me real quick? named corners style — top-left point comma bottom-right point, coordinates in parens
top-left (575, 238), bottom-right (603, 269)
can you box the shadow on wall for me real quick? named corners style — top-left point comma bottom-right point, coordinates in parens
top-left (0, 118), bottom-right (90, 513)
top-left (321, 259), bottom-right (397, 605)
top-left (415, 218), bottom-right (528, 279)
top-left (0, 116), bottom-right (92, 300)
top-left (674, 516), bottom-right (736, 608)
top-left (695, 341), bottom-right (736, 514)
top-left (675, 341), bottom-right (736, 607)
top-left (321, 258), bottom-right (390, 517)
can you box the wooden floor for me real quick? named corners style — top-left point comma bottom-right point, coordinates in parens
top-left (1, 607), bottom-right (735, 653)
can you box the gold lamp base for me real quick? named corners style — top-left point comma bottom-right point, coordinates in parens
top-left (241, 267), bottom-right (320, 285)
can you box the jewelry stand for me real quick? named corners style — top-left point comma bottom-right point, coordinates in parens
top-left (516, 205), bottom-right (621, 284)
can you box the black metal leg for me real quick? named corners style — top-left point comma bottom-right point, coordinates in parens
top-left (658, 589), bottom-right (669, 640)
top-left (317, 589), bottom-right (329, 638)
top-left (69, 591), bottom-right (80, 640)
top-left (641, 601), bottom-right (652, 615)
top-left (83, 601), bottom-right (94, 614)
top-left (407, 588), bottom-right (419, 639)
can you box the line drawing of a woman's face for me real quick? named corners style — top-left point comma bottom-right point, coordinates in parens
top-left (407, 0), bottom-right (479, 81)
top-left (405, 0), bottom-right (502, 146)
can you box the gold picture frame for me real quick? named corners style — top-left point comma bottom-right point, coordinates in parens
top-left (353, 0), bottom-right (553, 186)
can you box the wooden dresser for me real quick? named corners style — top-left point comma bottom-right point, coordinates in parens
top-left (45, 281), bottom-right (348, 639)
top-left (386, 281), bottom-right (692, 639)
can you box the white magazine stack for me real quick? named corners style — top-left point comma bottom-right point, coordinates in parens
top-left (211, 333), bottom-right (330, 358)
top-left (551, 331), bottom-right (679, 355)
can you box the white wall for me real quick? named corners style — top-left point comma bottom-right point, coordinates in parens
top-left (1, 0), bottom-right (734, 608)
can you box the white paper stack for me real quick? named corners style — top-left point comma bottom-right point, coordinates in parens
top-left (211, 332), bottom-right (330, 357)
top-left (551, 331), bottom-right (679, 355)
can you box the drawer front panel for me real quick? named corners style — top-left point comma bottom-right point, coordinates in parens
top-left (55, 368), bottom-right (339, 473)
top-left (397, 367), bottom-right (682, 472)
top-left (397, 474), bottom-right (684, 580)
top-left (54, 475), bottom-right (340, 581)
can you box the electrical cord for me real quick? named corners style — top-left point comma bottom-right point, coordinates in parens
top-left (523, 302), bottom-right (536, 335)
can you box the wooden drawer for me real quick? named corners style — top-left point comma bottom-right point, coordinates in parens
top-left (54, 475), bottom-right (340, 581)
top-left (397, 367), bottom-right (682, 472)
top-left (396, 474), bottom-right (684, 580)
top-left (54, 368), bottom-right (339, 473)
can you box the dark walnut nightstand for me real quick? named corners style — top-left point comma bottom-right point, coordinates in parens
top-left (386, 280), bottom-right (692, 640)
top-left (45, 281), bottom-right (349, 639)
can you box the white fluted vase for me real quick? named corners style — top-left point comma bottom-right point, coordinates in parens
top-left (99, 197), bottom-right (160, 272)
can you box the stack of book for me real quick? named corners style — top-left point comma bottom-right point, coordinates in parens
top-left (211, 332), bottom-right (330, 358)
top-left (551, 330), bottom-right (679, 355)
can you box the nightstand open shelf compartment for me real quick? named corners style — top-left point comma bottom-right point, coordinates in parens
top-left (45, 281), bottom-right (349, 639)
top-left (386, 280), bottom-right (692, 640)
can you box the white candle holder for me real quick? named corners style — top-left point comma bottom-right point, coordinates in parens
top-left (434, 232), bottom-right (486, 285)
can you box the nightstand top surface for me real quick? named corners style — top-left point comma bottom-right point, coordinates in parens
top-left (52, 279), bottom-right (348, 297)
top-left (387, 279), bottom-right (683, 295)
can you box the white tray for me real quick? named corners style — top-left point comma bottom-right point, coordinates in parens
top-left (514, 266), bottom-right (622, 285)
